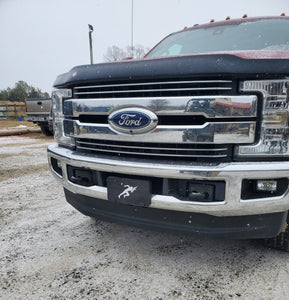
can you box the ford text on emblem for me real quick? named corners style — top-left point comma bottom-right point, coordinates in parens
top-left (108, 108), bottom-right (158, 134)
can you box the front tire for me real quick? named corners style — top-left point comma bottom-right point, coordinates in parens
top-left (40, 125), bottom-right (53, 136)
top-left (264, 217), bottom-right (289, 251)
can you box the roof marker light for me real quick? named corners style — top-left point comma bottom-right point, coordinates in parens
top-left (281, 13), bottom-right (286, 16)
top-left (242, 14), bottom-right (248, 18)
top-left (225, 16), bottom-right (230, 20)
top-left (210, 19), bottom-right (215, 23)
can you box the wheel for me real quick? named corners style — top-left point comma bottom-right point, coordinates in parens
top-left (40, 125), bottom-right (53, 136)
top-left (264, 218), bottom-right (289, 251)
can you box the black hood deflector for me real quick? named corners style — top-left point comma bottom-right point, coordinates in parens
top-left (54, 54), bottom-right (289, 88)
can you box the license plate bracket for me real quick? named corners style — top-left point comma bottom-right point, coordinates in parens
top-left (107, 176), bottom-right (151, 207)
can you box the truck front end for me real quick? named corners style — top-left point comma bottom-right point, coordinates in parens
top-left (48, 16), bottom-right (289, 242)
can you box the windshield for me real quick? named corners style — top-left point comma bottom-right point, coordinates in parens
top-left (146, 19), bottom-right (289, 58)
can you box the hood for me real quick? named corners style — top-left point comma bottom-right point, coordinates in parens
top-left (54, 51), bottom-right (289, 88)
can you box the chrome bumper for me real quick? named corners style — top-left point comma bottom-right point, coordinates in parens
top-left (48, 143), bottom-right (289, 217)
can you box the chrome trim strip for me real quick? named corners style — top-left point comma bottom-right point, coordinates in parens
top-left (48, 144), bottom-right (289, 217)
top-left (64, 96), bottom-right (257, 118)
top-left (66, 120), bottom-right (256, 144)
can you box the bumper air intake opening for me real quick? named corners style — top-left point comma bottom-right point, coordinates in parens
top-left (65, 165), bottom-right (226, 203)
top-left (241, 178), bottom-right (289, 200)
top-left (67, 165), bottom-right (96, 187)
top-left (167, 179), bottom-right (225, 202)
top-left (51, 157), bottom-right (63, 176)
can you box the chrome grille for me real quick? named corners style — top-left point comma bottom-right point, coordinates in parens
top-left (73, 80), bottom-right (233, 98)
top-left (68, 78), bottom-right (256, 162)
top-left (75, 138), bottom-right (233, 162)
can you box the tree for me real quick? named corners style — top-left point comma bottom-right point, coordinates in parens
top-left (103, 44), bottom-right (150, 62)
top-left (0, 81), bottom-right (49, 102)
top-left (8, 81), bottom-right (31, 102)
top-left (149, 99), bottom-right (169, 111)
top-left (126, 45), bottom-right (150, 59)
top-left (0, 89), bottom-right (9, 101)
top-left (103, 45), bottom-right (127, 62)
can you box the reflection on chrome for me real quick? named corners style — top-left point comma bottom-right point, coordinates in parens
top-left (63, 95), bottom-right (257, 118)
top-left (185, 97), bottom-right (257, 117)
top-left (63, 120), bottom-right (255, 144)
top-left (61, 95), bottom-right (257, 152)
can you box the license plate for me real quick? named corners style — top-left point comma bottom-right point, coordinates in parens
top-left (107, 176), bottom-right (151, 207)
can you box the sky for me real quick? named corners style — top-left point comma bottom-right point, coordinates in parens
top-left (0, 0), bottom-right (288, 94)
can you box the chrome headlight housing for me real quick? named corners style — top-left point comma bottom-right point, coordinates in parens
top-left (51, 88), bottom-right (75, 147)
top-left (236, 79), bottom-right (289, 157)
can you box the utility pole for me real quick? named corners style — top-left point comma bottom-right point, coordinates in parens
top-left (88, 24), bottom-right (94, 64)
top-left (131, 0), bottom-right (134, 58)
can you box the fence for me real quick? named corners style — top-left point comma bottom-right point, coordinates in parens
top-left (0, 104), bottom-right (26, 120)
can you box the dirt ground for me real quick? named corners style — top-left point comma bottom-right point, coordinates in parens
top-left (0, 120), bottom-right (34, 128)
top-left (1, 133), bottom-right (289, 300)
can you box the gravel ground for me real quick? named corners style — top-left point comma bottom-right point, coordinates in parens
top-left (1, 133), bottom-right (289, 300)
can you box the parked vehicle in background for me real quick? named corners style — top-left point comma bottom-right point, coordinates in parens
top-left (48, 15), bottom-right (289, 250)
top-left (25, 98), bottom-right (53, 136)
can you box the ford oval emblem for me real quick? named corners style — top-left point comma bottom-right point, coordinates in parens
top-left (108, 108), bottom-right (158, 134)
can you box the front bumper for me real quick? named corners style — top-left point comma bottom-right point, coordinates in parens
top-left (24, 114), bottom-right (50, 123)
top-left (64, 188), bottom-right (287, 239)
top-left (48, 143), bottom-right (289, 218)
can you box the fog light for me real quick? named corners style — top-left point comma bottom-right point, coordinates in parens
top-left (242, 178), bottom-right (288, 200)
top-left (256, 180), bottom-right (277, 192)
top-left (57, 160), bottom-right (62, 169)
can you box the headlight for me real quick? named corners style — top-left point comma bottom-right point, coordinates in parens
top-left (236, 79), bottom-right (289, 157)
top-left (51, 89), bottom-right (75, 147)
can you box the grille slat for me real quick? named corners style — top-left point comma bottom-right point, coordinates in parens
top-left (74, 87), bottom-right (232, 96)
top-left (76, 138), bottom-right (232, 161)
top-left (77, 140), bottom-right (228, 152)
top-left (74, 80), bottom-right (232, 89)
top-left (76, 145), bottom-right (228, 158)
top-left (73, 80), bottom-right (233, 99)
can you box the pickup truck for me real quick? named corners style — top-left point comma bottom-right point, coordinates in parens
top-left (48, 15), bottom-right (289, 250)
top-left (25, 98), bottom-right (53, 136)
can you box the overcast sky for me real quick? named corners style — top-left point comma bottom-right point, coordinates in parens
top-left (0, 0), bottom-right (288, 93)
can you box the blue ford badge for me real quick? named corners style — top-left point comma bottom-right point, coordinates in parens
top-left (108, 108), bottom-right (158, 134)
